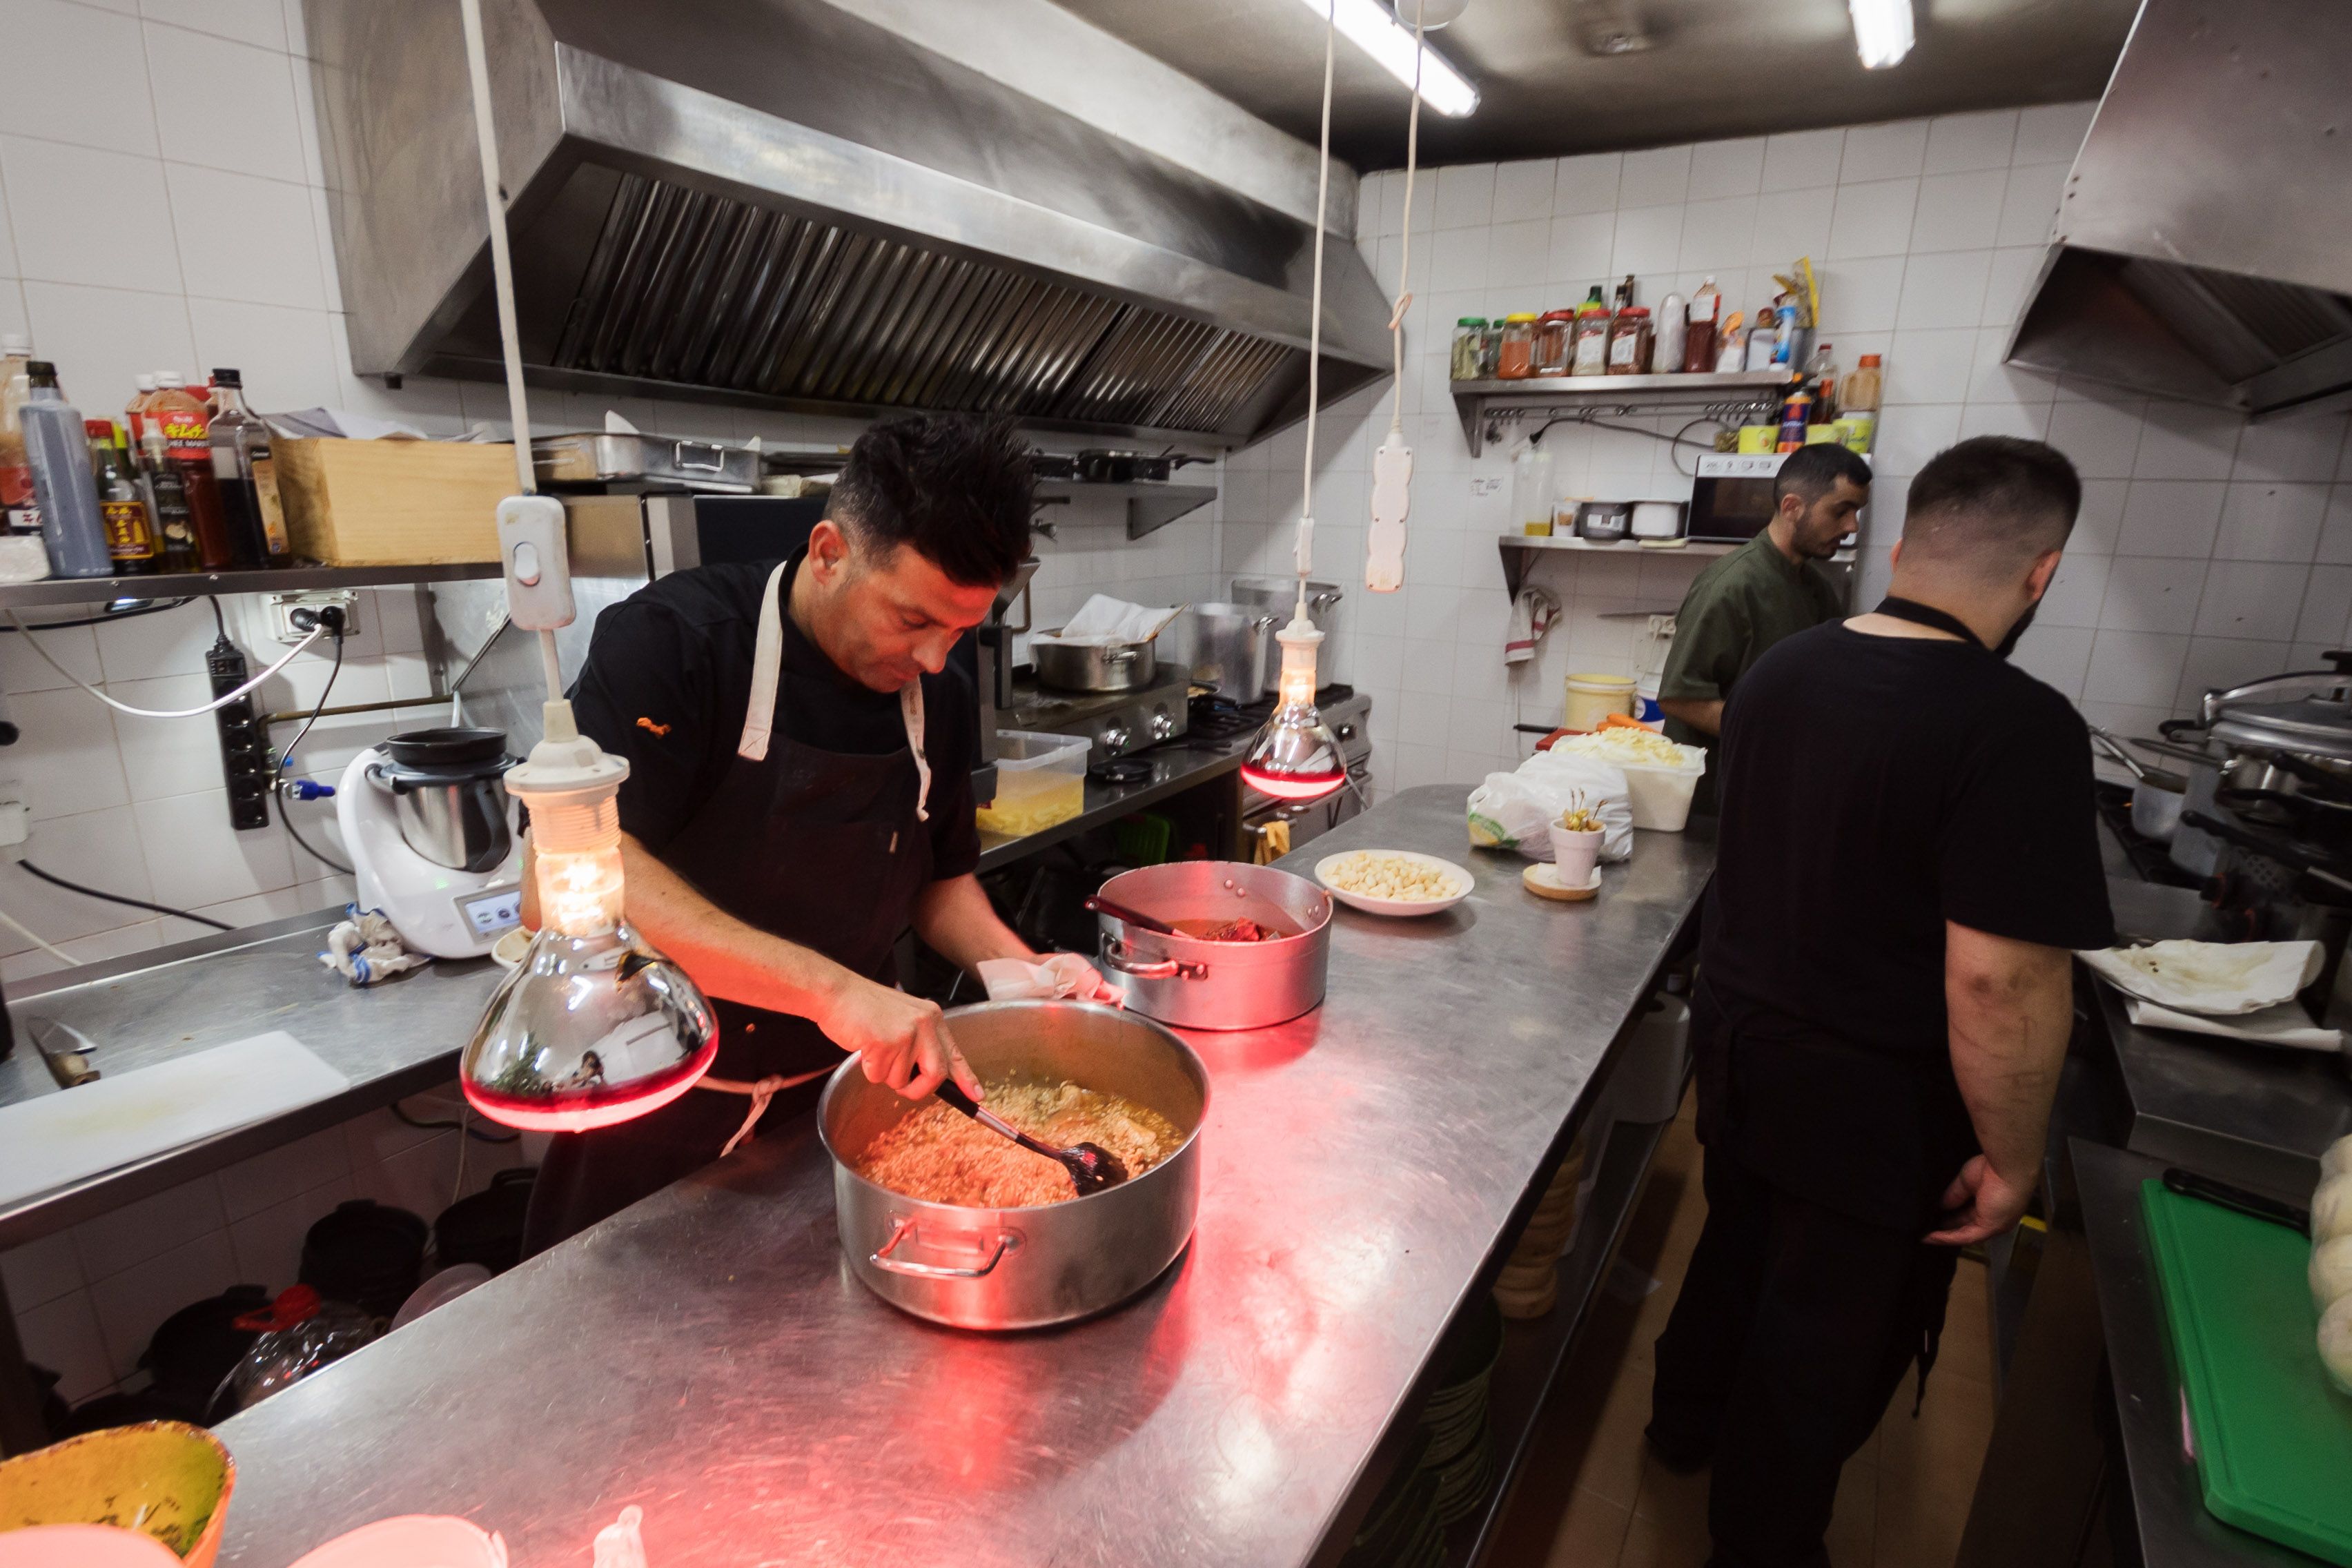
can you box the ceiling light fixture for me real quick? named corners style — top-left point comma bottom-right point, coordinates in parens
top-left (1848, 0), bottom-right (1914, 68)
top-left (1291, 0), bottom-right (1481, 116)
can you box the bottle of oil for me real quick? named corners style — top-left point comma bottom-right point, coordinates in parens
top-left (148, 373), bottom-right (237, 569)
top-left (89, 420), bottom-right (158, 575)
top-left (208, 369), bottom-right (288, 567)
top-left (138, 428), bottom-right (201, 573)
top-left (20, 364), bottom-right (112, 579)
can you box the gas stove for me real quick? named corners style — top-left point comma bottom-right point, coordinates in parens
top-left (1001, 672), bottom-right (1190, 761)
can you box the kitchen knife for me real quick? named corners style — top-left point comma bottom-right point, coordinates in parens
top-left (2162, 1166), bottom-right (2311, 1235)
top-left (23, 1016), bottom-right (99, 1088)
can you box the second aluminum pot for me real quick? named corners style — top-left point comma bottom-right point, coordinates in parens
top-left (821, 1000), bottom-right (1206, 1331)
top-left (1095, 861), bottom-right (1332, 1030)
top-left (1030, 631), bottom-right (1158, 692)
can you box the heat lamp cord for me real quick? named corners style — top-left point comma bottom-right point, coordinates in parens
top-left (457, 0), bottom-right (538, 501)
top-left (1293, 0), bottom-right (1339, 627)
top-left (1386, 2), bottom-right (1428, 440)
top-left (6, 612), bottom-right (325, 719)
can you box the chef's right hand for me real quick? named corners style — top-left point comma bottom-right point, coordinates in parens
top-left (827, 979), bottom-right (983, 1101)
top-left (1924, 1155), bottom-right (2035, 1246)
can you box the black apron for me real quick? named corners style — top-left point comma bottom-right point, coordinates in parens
top-left (1874, 595), bottom-right (1988, 650)
top-left (521, 562), bottom-right (939, 1256)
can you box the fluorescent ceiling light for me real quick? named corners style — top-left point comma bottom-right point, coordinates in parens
top-left (1293, 0), bottom-right (1481, 117)
top-left (1848, 0), bottom-right (1914, 68)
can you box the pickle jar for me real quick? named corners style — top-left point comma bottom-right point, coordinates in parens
top-left (1451, 317), bottom-right (1489, 382)
top-left (1534, 310), bottom-right (1575, 377)
top-left (1496, 313), bottom-right (1540, 380)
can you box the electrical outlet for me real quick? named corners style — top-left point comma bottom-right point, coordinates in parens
top-left (209, 643), bottom-right (272, 831)
top-left (268, 590), bottom-right (360, 645)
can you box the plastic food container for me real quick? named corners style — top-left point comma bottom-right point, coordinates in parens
top-left (1562, 674), bottom-right (1636, 732)
top-left (1616, 761), bottom-right (1704, 832)
top-left (975, 729), bottom-right (1089, 837)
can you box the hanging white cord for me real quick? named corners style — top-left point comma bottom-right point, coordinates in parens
top-left (0, 905), bottom-right (74, 966)
top-left (1294, 0), bottom-right (1339, 623)
top-left (1387, 4), bottom-right (1427, 437)
top-left (6, 611), bottom-right (324, 718)
top-left (457, 0), bottom-right (538, 498)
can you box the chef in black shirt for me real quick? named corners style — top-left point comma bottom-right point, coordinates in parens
top-left (520, 413), bottom-right (1115, 1255)
top-left (1645, 437), bottom-right (2115, 1567)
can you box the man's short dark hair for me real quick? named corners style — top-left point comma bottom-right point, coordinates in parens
top-left (1773, 442), bottom-right (1872, 508)
top-left (827, 413), bottom-right (1033, 588)
top-left (1901, 436), bottom-right (2081, 581)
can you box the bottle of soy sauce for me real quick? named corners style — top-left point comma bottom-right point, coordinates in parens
top-left (88, 420), bottom-right (158, 575)
top-left (208, 369), bottom-right (289, 568)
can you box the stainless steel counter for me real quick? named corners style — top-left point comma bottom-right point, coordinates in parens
top-left (210, 787), bottom-right (1716, 1568)
top-left (2074, 1139), bottom-right (2315, 1568)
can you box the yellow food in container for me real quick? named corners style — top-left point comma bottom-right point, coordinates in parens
top-left (974, 729), bottom-right (1090, 837)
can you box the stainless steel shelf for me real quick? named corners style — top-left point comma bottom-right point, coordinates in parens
top-left (1453, 369), bottom-right (1796, 456)
top-left (0, 560), bottom-right (500, 609)
top-left (1495, 532), bottom-right (1857, 596)
top-left (1032, 478), bottom-right (1217, 541)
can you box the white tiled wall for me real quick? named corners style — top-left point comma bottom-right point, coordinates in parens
top-left (1217, 104), bottom-right (2352, 792)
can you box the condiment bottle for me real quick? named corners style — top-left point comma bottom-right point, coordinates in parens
top-left (124, 374), bottom-right (159, 442)
top-left (1534, 309), bottom-right (1575, 377)
top-left (1683, 278), bottom-right (1721, 373)
top-left (1450, 317), bottom-right (1489, 381)
top-left (1496, 313), bottom-right (1539, 380)
top-left (19, 364), bottom-right (112, 578)
top-left (1654, 293), bottom-right (1686, 378)
top-left (209, 369), bottom-right (290, 567)
top-left (1776, 390), bottom-right (1814, 452)
top-left (1611, 273), bottom-right (1636, 312)
top-left (0, 335), bottom-right (37, 537)
top-left (138, 427), bottom-right (200, 573)
top-left (1511, 438), bottom-right (1554, 534)
top-left (1569, 286), bottom-right (1611, 376)
top-left (1803, 343), bottom-right (1839, 419)
top-left (1744, 305), bottom-right (1781, 371)
top-left (1606, 306), bottom-right (1653, 375)
top-left (89, 420), bottom-right (158, 575)
top-left (149, 373), bottom-right (237, 569)
top-left (1841, 353), bottom-right (1882, 413)
top-left (1714, 311), bottom-right (1747, 373)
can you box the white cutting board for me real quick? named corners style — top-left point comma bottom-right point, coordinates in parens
top-left (0, 1031), bottom-right (349, 1206)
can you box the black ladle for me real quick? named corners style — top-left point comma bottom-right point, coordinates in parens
top-left (1083, 894), bottom-right (1180, 937)
top-left (935, 1082), bottom-right (1130, 1195)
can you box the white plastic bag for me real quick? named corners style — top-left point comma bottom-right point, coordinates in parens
top-left (1467, 752), bottom-right (1634, 862)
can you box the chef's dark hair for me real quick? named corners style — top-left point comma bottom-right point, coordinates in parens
top-left (828, 413), bottom-right (1033, 587)
top-left (1772, 442), bottom-right (1872, 507)
top-left (1901, 437), bottom-right (2081, 580)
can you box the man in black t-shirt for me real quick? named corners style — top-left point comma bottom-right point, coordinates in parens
top-left (1645, 438), bottom-right (2114, 1567)
top-left (520, 414), bottom-right (1116, 1254)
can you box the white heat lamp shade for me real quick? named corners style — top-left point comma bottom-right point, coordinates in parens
top-left (1848, 0), bottom-right (1914, 68)
top-left (460, 732), bottom-right (717, 1133)
top-left (1241, 616), bottom-right (1347, 803)
top-left (1294, 0), bottom-right (1480, 115)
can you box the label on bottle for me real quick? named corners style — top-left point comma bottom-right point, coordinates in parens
top-left (101, 499), bottom-right (157, 560)
top-left (0, 463), bottom-right (33, 508)
top-left (3, 502), bottom-right (40, 537)
top-left (1609, 332), bottom-right (1640, 369)
top-left (250, 453), bottom-right (288, 556)
top-left (1571, 331), bottom-right (1607, 375)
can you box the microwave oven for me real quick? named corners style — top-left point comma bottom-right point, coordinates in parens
top-left (1686, 451), bottom-right (1870, 545)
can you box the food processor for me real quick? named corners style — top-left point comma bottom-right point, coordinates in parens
top-left (337, 727), bottom-right (524, 959)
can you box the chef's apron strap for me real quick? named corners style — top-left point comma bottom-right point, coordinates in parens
top-left (700, 1062), bottom-right (841, 1157)
top-left (1872, 596), bottom-right (1985, 651)
top-left (736, 562), bottom-right (793, 761)
top-left (901, 681), bottom-right (930, 822)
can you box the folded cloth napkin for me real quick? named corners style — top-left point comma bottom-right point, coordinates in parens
top-left (2124, 995), bottom-right (2346, 1053)
top-left (1048, 593), bottom-right (1184, 644)
top-left (979, 952), bottom-right (1109, 1001)
top-left (1505, 587), bottom-right (1562, 665)
top-left (2078, 939), bottom-right (2324, 1016)
top-left (318, 907), bottom-right (431, 987)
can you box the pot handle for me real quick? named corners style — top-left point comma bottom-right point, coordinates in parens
top-left (1098, 936), bottom-right (1207, 981)
top-left (1106, 647), bottom-right (1138, 666)
top-left (870, 1216), bottom-right (1019, 1278)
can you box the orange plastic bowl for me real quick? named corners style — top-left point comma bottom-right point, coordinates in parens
top-left (0, 1423), bottom-right (234, 1568)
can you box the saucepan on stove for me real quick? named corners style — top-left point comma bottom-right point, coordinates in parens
top-left (1029, 631), bottom-right (1159, 693)
top-left (821, 1001), bottom-right (1207, 1330)
top-left (1094, 861), bottom-right (1333, 1030)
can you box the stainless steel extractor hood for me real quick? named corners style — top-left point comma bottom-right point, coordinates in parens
top-left (2006, 0), bottom-right (2352, 421)
top-left (303, 0), bottom-right (1391, 447)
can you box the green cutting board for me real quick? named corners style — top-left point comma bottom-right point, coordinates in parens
top-left (2140, 1178), bottom-right (2352, 1564)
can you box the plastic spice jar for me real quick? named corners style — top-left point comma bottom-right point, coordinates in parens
top-left (1451, 318), bottom-right (1490, 381)
top-left (1605, 306), bottom-right (1654, 375)
top-left (1534, 310), bottom-right (1575, 377)
top-left (1496, 313), bottom-right (1540, 380)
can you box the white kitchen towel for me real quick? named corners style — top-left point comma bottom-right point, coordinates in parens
top-left (1505, 587), bottom-right (1562, 665)
top-left (0, 1032), bottom-right (349, 1206)
top-left (1049, 593), bottom-right (1184, 644)
top-left (2123, 995), bottom-right (2345, 1053)
top-left (978, 952), bottom-right (1104, 1001)
top-left (2079, 939), bottom-right (2324, 1015)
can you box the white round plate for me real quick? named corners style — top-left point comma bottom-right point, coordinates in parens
top-left (1315, 850), bottom-right (1475, 917)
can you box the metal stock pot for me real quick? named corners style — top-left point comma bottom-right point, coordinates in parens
top-left (820, 1000), bottom-right (1207, 1330)
top-left (1095, 861), bottom-right (1332, 1030)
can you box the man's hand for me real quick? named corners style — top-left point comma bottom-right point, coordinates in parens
top-left (1924, 1154), bottom-right (2036, 1246)
top-left (822, 978), bottom-right (983, 1101)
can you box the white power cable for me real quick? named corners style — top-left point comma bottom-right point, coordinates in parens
top-left (1387, 0), bottom-right (1429, 438)
top-left (5, 611), bottom-right (324, 719)
top-left (1293, 0), bottom-right (1339, 624)
top-left (0, 905), bottom-right (74, 966)
top-left (457, 0), bottom-right (538, 495)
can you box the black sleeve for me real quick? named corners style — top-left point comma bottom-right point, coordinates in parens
top-left (567, 599), bottom-right (724, 855)
top-left (1937, 687), bottom-right (2116, 950)
top-left (922, 668), bottom-right (981, 879)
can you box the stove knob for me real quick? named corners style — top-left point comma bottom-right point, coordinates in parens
top-left (1335, 723), bottom-right (1357, 741)
top-left (1101, 723), bottom-right (1132, 753)
top-left (1150, 710), bottom-right (1177, 739)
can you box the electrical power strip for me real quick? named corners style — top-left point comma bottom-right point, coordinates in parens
top-left (208, 640), bottom-right (271, 831)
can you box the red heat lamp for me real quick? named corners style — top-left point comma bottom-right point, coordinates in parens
top-left (1240, 599), bottom-right (1347, 804)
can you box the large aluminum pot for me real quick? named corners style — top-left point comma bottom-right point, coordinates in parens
top-left (1166, 602), bottom-right (1277, 698)
top-left (1030, 631), bottom-right (1157, 692)
top-left (820, 1000), bottom-right (1206, 1331)
top-left (1095, 861), bottom-right (1331, 1030)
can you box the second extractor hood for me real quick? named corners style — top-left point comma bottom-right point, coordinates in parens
top-left (304, 0), bottom-right (1391, 447)
top-left (2006, 0), bottom-right (2352, 421)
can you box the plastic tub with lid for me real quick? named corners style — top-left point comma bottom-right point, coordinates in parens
top-left (974, 730), bottom-right (1089, 838)
top-left (1562, 673), bottom-right (1636, 733)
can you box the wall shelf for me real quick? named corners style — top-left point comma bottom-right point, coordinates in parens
top-left (0, 561), bottom-right (503, 611)
top-left (1032, 479), bottom-right (1217, 541)
top-left (1452, 369), bottom-right (1796, 456)
top-left (1496, 533), bottom-right (1857, 596)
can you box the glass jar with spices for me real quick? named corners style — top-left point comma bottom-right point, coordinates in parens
top-left (1534, 310), bottom-right (1575, 378)
top-left (1451, 318), bottom-right (1489, 382)
top-left (1606, 307), bottom-right (1653, 375)
top-left (1496, 313), bottom-right (1540, 380)
top-left (1569, 286), bottom-right (1611, 377)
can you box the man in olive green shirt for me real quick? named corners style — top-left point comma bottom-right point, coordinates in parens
top-left (1660, 442), bottom-right (1871, 812)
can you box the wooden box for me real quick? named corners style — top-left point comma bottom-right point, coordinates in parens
top-left (273, 438), bottom-right (518, 565)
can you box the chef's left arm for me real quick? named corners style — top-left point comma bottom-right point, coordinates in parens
top-left (910, 876), bottom-right (1124, 1005)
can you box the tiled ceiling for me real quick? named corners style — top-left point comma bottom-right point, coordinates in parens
top-left (1055, 0), bottom-right (2138, 168)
